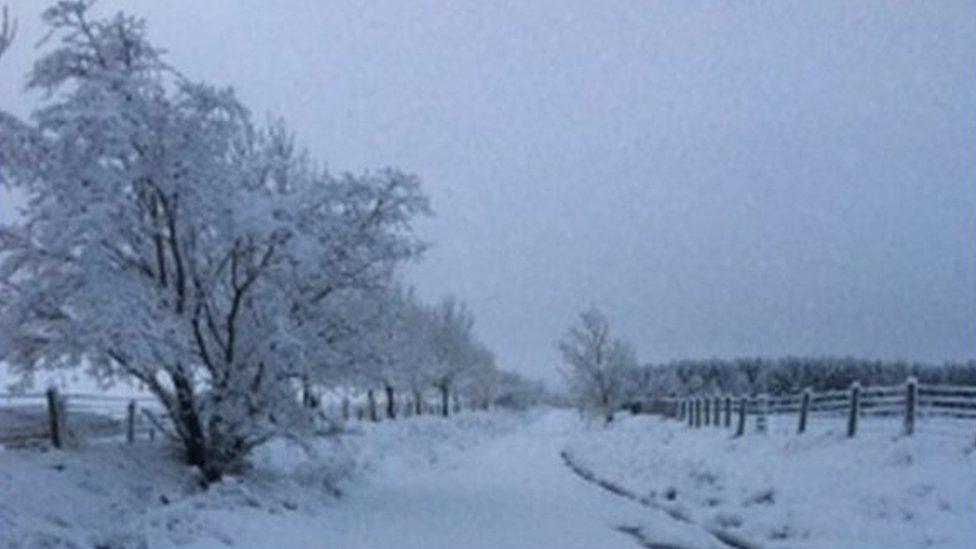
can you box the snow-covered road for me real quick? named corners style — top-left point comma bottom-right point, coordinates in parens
top-left (185, 411), bottom-right (718, 548)
top-left (312, 411), bottom-right (649, 548)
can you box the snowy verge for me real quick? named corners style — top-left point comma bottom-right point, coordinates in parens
top-left (0, 442), bottom-right (201, 548)
top-left (563, 414), bottom-right (976, 549)
top-left (0, 410), bottom-right (529, 548)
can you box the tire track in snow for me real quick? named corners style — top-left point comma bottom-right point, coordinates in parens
top-left (560, 450), bottom-right (760, 549)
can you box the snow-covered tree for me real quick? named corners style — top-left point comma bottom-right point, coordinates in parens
top-left (556, 307), bottom-right (636, 424)
top-left (0, 2), bottom-right (427, 480)
top-left (494, 371), bottom-right (546, 410)
top-left (426, 296), bottom-right (477, 417)
top-left (458, 344), bottom-right (500, 411)
top-left (333, 287), bottom-right (418, 420)
top-left (396, 297), bottom-right (439, 415)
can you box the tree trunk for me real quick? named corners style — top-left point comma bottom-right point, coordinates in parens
top-left (302, 379), bottom-right (318, 408)
top-left (440, 383), bottom-right (450, 417)
top-left (341, 397), bottom-right (350, 421)
top-left (45, 388), bottom-right (62, 449)
top-left (367, 389), bottom-right (378, 422)
top-left (413, 390), bottom-right (423, 416)
top-left (601, 392), bottom-right (614, 424)
top-left (385, 385), bottom-right (396, 420)
top-left (169, 372), bottom-right (214, 478)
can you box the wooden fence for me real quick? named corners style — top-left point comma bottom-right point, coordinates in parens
top-left (651, 377), bottom-right (976, 441)
top-left (4, 388), bottom-right (449, 448)
top-left (0, 388), bottom-right (166, 448)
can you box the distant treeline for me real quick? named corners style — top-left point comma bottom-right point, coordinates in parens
top-left (628, 357), bottom-right (976, 398)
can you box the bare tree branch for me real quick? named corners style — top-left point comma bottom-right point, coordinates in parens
top-left (0, 6), bottom-right (17, 61)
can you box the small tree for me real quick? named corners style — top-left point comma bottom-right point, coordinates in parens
top-left (557, 307), bottom-right (635, 424)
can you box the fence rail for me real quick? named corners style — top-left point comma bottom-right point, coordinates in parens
top-left (650, 377), bottom-right (976, 442)
top-left (0, 388), bottom-right (167, 448)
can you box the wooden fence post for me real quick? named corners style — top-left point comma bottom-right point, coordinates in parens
top-left (713, 397), bottom-right (721, 425)
top-left (724, 396), bottom-right (732, 428)
top-left (798, 388), bottom-right (811, 434)
top-left (847, 382), bottom-right (860, 438)
top-left (903, 377), bottom-right (917, 436)
top-left (687, 400), bottom-right (693, 427)
top-left (704, 398), bottom-right (711, 426)
top-left (735, 396), bottom-right (747, 437)
top-left (46, 387), bottom-right (63, 449)
top-left (126, 400), bottom-right (136, 444)
top-left (694, 398), bottom-right (702, 428)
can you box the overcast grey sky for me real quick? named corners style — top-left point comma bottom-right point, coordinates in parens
top-left (1, 1), bottom-right (974, 383)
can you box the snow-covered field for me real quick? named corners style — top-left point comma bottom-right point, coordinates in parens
top-left (8, 408), bottom-right (970, 548)
top-left (564, 413), bottom-right (976, 549)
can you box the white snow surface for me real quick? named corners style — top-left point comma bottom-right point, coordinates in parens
top-left (564, 413), bottom-right (976, 549)
top-left (2, 409), bottom-right (722, 548)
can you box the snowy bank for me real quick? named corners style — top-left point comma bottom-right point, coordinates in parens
top-left (564, 414), bottom-right (976, 548)
top-left (0, 411), bottom-right (527, 548)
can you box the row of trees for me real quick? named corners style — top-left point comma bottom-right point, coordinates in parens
top-left (627, 356), bottom-right (976, 398)
top-left (321, 290), bottom-right (544, 422)
top-left (557, 306), bottom-right (974, 423)
top-left (0, 2), bottom-right (536, 481)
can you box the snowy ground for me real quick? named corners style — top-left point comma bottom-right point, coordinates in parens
top-left (564, 413), bottom-right (976, 549)
top-left (2, 409), bottom-right (726, 548)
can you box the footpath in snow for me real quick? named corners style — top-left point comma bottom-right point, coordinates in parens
top-left (2, 410), bottom-right (720, 549)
